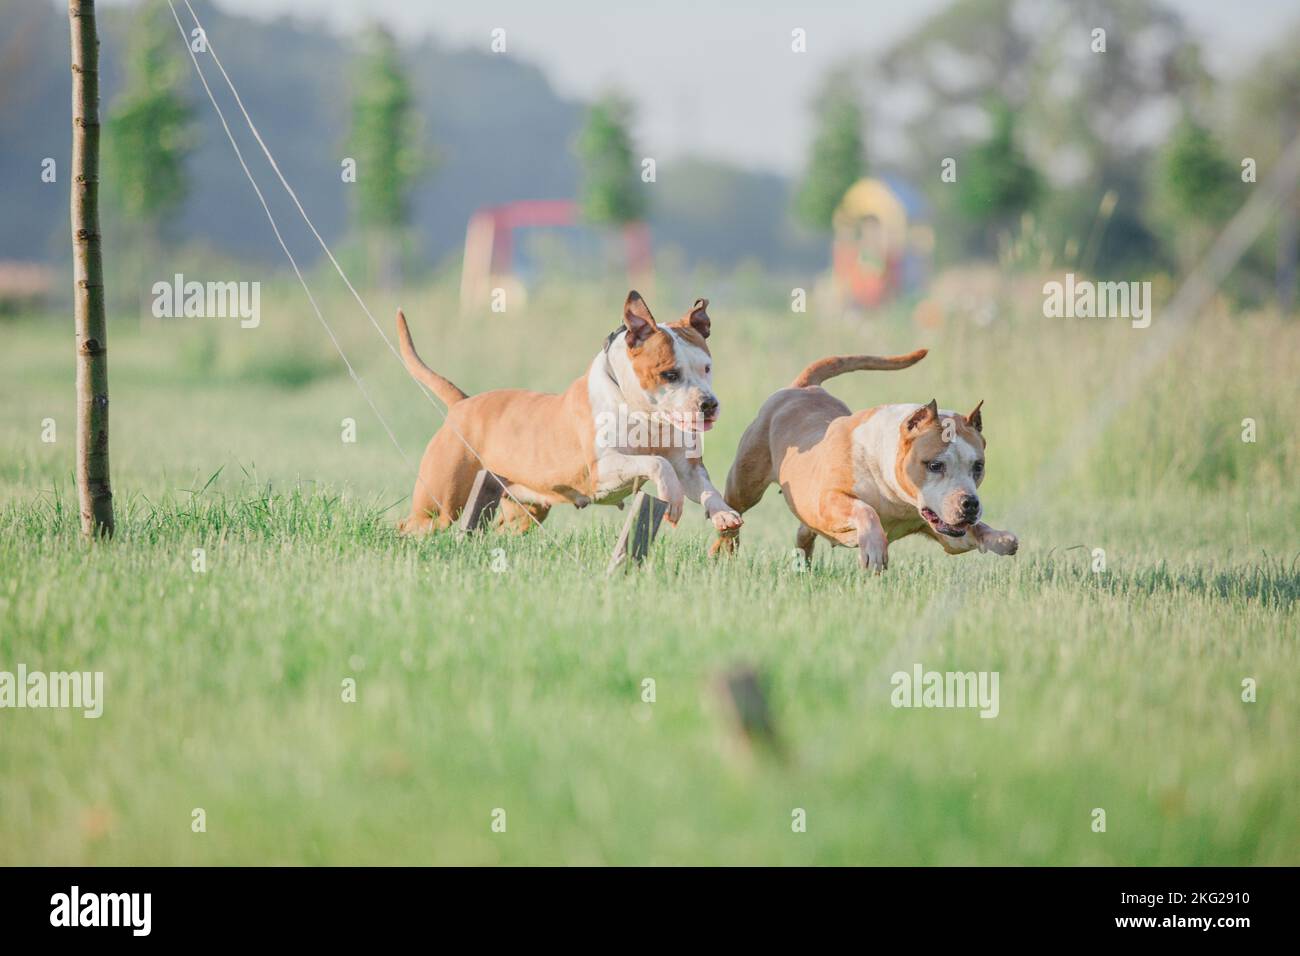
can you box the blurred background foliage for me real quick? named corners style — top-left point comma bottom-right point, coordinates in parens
top-left (0, 0), bottom-right (1296, 313)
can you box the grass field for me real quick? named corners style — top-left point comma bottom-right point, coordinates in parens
top-left (2, 279), bottom-right (1297, 864)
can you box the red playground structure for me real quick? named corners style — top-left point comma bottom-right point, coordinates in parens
top-left (458, 200), bottom-right (652, 310)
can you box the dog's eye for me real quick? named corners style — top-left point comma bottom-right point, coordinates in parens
top-left (972, 461), bottom-right (984, 476)
top-left (925, 460), bottom-right (944, 474)
top-left (704, 365), bottom-right (711, 375)
top-left (662, 369), bottom-right (681, 383)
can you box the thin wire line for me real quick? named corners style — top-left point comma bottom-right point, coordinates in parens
top-left (872, 129), bottom-right (1300, 684)
top-left (179, 0), bottom-right (571, 553)
top-left (163, 0), bottom-right (448, 521)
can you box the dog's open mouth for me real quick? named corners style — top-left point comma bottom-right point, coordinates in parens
top-left (921, 507), bottom-right (970, 537)
top-left (670, 411), bottom-right (716, 433)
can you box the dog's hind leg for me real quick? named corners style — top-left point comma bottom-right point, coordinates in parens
top-left (400, 427), bottom-right (478, 533)
top-left (709, 432), bottom-right (773, 557)
top-left (400, 475), bottom-right (448, 534)
top-left (495, 498), bottom-right (550, 535)
top-left (708, 468), bottom-right (763, 556)
top-left (795, 524), bottom-right (817, 565)
top-left (398, 509), bottom-right (438, 535)
top-left (708, 531), bottom-right (738, 556)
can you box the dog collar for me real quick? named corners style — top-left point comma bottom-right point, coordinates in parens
top-left (602, 327), bottom-right (624, 388)
top-left (602, 326), bottom-right (623, 354)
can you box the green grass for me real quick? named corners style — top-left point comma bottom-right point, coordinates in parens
top-left (1, 282), bottom-right (1297, 864)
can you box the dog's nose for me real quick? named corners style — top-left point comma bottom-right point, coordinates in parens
top-left (700, 396), bottom-right (719, 417)
top-left (960, 495), bottom-right (980, 517)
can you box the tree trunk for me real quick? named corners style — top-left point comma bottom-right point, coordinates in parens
top-left (69, 0), bottom-right (113, 537)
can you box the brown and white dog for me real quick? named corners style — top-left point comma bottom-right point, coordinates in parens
top-left (710, 350), bottom-right (1018, 571)
top-left (396, 291), bottom-right (743, 535)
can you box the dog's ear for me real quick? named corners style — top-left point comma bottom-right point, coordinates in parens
top-left (906, 399), bottom-right (939, 432)
top-left (684, 298), bottom-right (710, 339)
top-left (966, 400), bottom-right (984, 432)
top-left (623, 290), bottom-right (658, 348)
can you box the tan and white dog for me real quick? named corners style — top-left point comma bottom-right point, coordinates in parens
top-left (396, 291), bottom-right (743, 535)
top-left (711, 350), bottom-right (1018, 570)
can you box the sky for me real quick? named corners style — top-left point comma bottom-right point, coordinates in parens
top-left (99, 0), bottom-right (1297, 174)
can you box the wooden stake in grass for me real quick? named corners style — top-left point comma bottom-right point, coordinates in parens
top-left (606, 491), bottom-right (667, 574)
top-left (457, 469), bottom-right (504, 534)
top-left (69, 0), bottom-right (114, 537)
top-left (713, 665), bottom-right (786, 761)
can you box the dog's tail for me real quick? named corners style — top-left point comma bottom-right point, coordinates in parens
top-left (791, 348), bottom-right (928, 388)
top-left (396, 309), bottom-right (469, 407)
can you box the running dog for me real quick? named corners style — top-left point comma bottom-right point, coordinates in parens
top-left (710, 350), bottom-right (1018, 571)
top-left (396, 291), bottom-right (743, 536)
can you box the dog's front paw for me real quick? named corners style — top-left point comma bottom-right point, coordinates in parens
top-left (981, 529), bottom-right (1019, 556)
top-left (711, 510), bottom-right (743, 534)
top-left (859, 539), bottom-right (889, 574)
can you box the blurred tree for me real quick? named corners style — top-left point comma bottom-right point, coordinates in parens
top-left (574, 92), bottom-right (645, 225)
top-left (349, 24), bottom-right (426, 288)
top-left (1152, 115), bottom-right (1239, 268)
top-left (956, 98), bottom-right (1041, 254)
top-left (794, 69), bottom-right (864, 232)
top-left (1232, 24), bottom-right (1300, 310)
top-left (873, 0), bottom-right (1208, 274)
top-left (647, 156), bottom-right (823, 276)
top-left (104, 0), bottom-right (193, 299)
